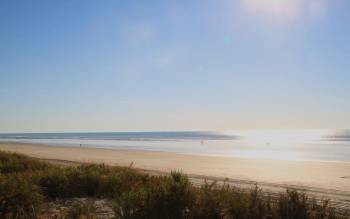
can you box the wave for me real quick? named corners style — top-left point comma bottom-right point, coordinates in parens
top-left (321, 130), bottom-right (350, 141)
top-left (0, 131), bottom-right (238, 141)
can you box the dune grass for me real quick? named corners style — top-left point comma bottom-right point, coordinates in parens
top-left (65, 201), bottom-right (97, 219)
top-left (0, 150), bottom-right (347, 219)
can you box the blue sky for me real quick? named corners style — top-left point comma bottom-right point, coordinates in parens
top-left (0, 0), bottom-right (350, 132)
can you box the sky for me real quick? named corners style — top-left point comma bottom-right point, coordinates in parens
top-left (0, 0), bottom-right (350, 132)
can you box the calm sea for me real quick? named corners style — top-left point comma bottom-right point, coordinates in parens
top-left (0, 130), bottom-right (350, 162)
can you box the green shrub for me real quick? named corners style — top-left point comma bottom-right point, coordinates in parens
top-left (246, 185), bottom-right (269, 219)
top-left (274, 190), bottom-right (345, 219)
top-left (191, 181), bottom-right (224, 219)
top-left (0, 174), bottom-right (43, 219)
top-left (38, 168), bottom-right (71, 198)
top-left (65, 165), bottom-right (105, 197)
top-left (36, 163), bottom-right (150, 199)
top-left (277, 190), bottom-right (309, 219)
top-left (0, 151), bottom-right (49, 173)
top-left (113, 171), bottom-right (195, 219)
top-left (140, 171), bottom-right (194, 219)
top-left (113, 190), bottom-right (146, 219)
top-left (219, 186), bottom-right (250, 219)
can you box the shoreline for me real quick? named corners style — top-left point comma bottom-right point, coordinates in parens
top-left (1, 141), bottom-right (350, 210)
top-left (2, 140), bottom-right (350, 164)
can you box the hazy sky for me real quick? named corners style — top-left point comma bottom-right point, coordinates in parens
top-left (1, 0), bottom-right (350, 132)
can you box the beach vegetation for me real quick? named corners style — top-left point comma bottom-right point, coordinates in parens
top-left (0, 151), bottom-right (347, 219)
top-left (65, 201), bottom-right (97, 219)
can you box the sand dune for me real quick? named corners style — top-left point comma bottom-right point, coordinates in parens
top-left (1, 142), bottom-right (350, 210)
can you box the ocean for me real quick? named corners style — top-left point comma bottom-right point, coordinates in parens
top-left (0, 130), bottom-right (349, 162)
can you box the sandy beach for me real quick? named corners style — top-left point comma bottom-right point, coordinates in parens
top-left (1, 142), bottom-right (350, 210)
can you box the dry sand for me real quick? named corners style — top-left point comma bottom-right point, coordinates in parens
top-left (1, 142), bottom-right (350, 210)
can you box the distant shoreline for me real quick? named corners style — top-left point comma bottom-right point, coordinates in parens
top-left (1, 141), bottom-right (350, 211)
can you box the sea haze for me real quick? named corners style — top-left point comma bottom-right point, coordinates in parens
top-left (0, 130), bottom-right (349, 162)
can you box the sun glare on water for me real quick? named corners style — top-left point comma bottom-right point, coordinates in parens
top-left (242, 129), bottom-right (325, 146)
top-left (223, 129), bottom-right (329, 161)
